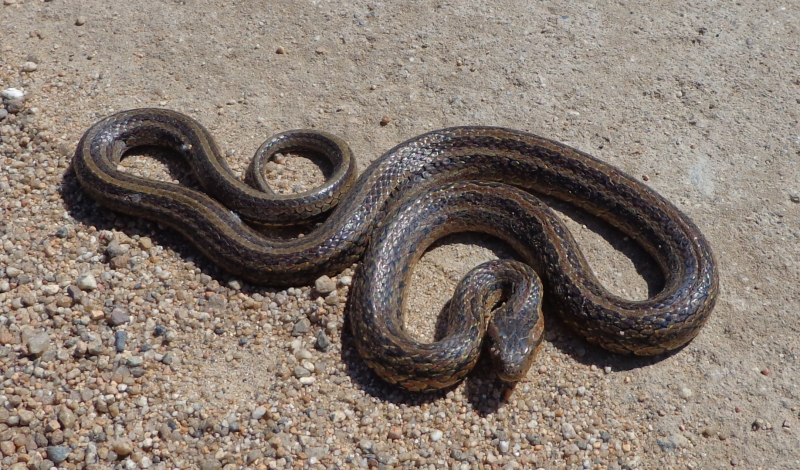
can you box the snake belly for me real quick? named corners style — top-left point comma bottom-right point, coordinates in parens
top-left (73, 108), bottom-right (719, 391)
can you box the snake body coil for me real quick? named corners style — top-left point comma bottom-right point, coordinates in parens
top-left (74, 108), bottom-right (718, 391)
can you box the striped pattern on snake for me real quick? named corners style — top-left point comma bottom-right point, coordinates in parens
top-left (73, 108), bottom-right (718, 391)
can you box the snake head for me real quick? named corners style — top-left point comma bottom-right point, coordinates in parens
top-left (486, 302), bottom-right (544, 383)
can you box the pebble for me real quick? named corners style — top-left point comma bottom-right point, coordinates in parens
top-left (21, 61), bottom-right (38, 72)
top-left (656, 434), bottom-right (689, 451)
top-left (112, 438), bottom-right (133, 456)
top-left (5, 98), bottom-right (24, 114)
top-left (252, 406), bottom-right (267, 420)
top-left (562, 423), bottom-right (577, 439)
top-left (46, 446), bottom-right (70, 464)
top-left (431, 430), bottom-right (443, 442)
top-left (109, 307), bottom-right (131, 325)
top-left (126, 355), bottom-right (144, 367)
top-left (292, 318), bottom-right (311, 336)
top-left (315, 275), bottom-right (337, 294)
top-left (75, 16), bottom-right (86, 25)
top-left (330, 410), bottom-right (346, 423)
top-left (26, 331), bottom-right (50, 356)
top-left (315, 329), bottom-right (331, 351)
top-left (115, 330), bottom-right (127, 352)
top-left (105, 240), bottom-right (130, 257)
top-left (57, 407), bottom-right (76, 429)
top-left (1, 87), bottom-right (24, 100)
top-left (388, 426), bottom-right (403, 440)
top-left (76, 273), bottom-right (97, 291)
top-left (679, 386), bottom-right (693, 399)
top-left (200, 458), bottom-right (222, 470)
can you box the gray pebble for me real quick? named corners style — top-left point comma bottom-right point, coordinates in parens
top-left (562, 422), bottom-right (577, 439)
top-left (294, 365), bottom-right (312, 378)
top-left (315, 330), bottom-right (331, 352)
top-left (87, 340), bottom-right (103, 356)
top-left (207, 294), bottom-right (226, 309)
top-left (67, 285), bottom-right (83, 301)
top-left (292, 318), bottom-right (311, 336)
top-left (85, 442), bottom-right (98, 464)
top-left (161, 353), bottom-right (174, 365)
top-left (252, 406), bottom-right (267, 420)
top-left (5, 99), bottom-right (25, 114)
top-left (46, 446), bottom-right (70, 464)
top-left (76, 273), bottom-right (97, 291)
top-left (21, 61), bottom-right (38, 72)
top-left (105, 241), bottom-right (130, 258)
top-left (245, 450), bottom-right (264, 465)
top-left (790, 193), bottom-right (799, 203)
top-left (163, 330), bottom-right (177, 343)
top-left (126, 356), bottom-right (144, 367)
top-left (55, 227), bottom-right (70, 238)
top-left (525, 434), bottom-right (542, 445)
top-left (359, 439), bottom-right (373, 452)
top-left (115, 330), bottom-right (127, 352)
top-left (315, 275), bottom-right (336, 294)
top-left (200, 458), bottom-right (222, 470)
top-left (0, 108), bottom-right (7, 121)
top-left (75, 16), bottom-right (86, 26)
top-left (108, 307), bottom-right (130, 326)
top-left (325, 292), bottom-right (339, 305)
top-left (657, 434), bottom-right (689, 451)
top-left (27, 332), bottom-right (50, 357)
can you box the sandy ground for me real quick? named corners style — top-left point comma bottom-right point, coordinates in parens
top-left (1, 0), bottom-right (799, 469)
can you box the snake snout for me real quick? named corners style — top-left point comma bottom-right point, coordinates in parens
top-left (489, 336), bottom-right (540, 383)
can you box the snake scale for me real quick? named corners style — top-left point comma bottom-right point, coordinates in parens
top-left (73, 108), bottom-right (719, 391)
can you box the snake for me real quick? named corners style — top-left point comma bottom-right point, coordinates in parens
top-left (73, 108), bottom-right (719, 392)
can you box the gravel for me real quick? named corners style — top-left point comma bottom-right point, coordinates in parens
top-left (0, 1), bottom-right (797, 469)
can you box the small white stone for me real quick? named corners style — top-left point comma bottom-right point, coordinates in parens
top-left (252, 406), bottom-right (267, 420)
top-left (1, 87), bottom-right (24, 100)
top-left (430, 430), bottom-right (443, 442)
top-left (679, 386), bottom-right (693, 399)
top-left (299, 376), bottom-right (316, 385)
top-left (76, 273), bottom-right (97, 291)
top-left (21, 62), bottom-right (38, 72)
top-left (41, 285), bottom-right (61, 295)
top-left (315, 275), bottom-right (336, 294)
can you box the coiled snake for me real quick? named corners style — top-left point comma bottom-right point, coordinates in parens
top-left (73, 108), bottom-right (718, 391)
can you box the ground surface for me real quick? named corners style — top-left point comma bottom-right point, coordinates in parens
top-left (0, 1), bottom-right (799, 469)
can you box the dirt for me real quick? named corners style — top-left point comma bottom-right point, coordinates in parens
top-left (1, 0), bottom-right (799, 469)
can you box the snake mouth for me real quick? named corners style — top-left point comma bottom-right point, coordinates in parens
top-left (490, 342), bottom-right (539, 383)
